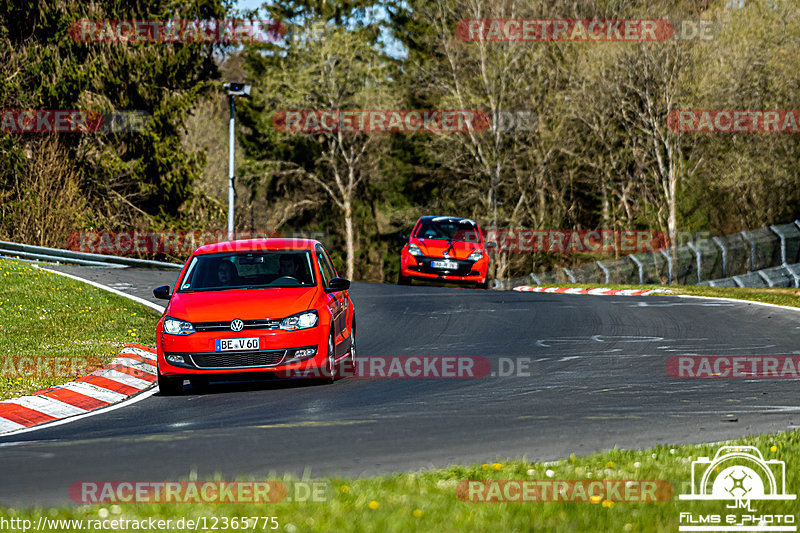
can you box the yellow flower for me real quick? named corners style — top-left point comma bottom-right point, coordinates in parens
top-left (590, 495), bottom-right (602, 504)
top-left (412, 509), bottom-right (423, 518)
top-left (492, 463), bottom-right (502, 470)
top-left (770, 445), bottom-right (777, 452)
top-left (340, 485), bottom-right (350, 494)
top-left (602, 500), bottom-right (614, 508)
top-left (368, 501), bottom-right (379, 510)
top-left (606, 461), bottom-right (614, 467)
top-left (481, 464), bottom-right (488, 470)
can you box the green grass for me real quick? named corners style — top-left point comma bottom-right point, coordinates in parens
top-left (1, 431), bottom-right (798, 532)
top-left (0, 258), bottom-right (160, 400)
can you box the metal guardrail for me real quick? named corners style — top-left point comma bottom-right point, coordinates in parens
top-left (495, 220), bottom-right (800, 290)
top-left (0, 240), bottom-right (182, 269)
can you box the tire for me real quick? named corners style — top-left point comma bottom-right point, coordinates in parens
top-left (312, 331), bottom-right (336, 385)
top-left (341, 320), bottom-right (357, 378)
top-left (398, 272), bottom-right (411, 285)
top-left (479, 278), bottom-right (490, 290)
top-left (158, 369), bottom-right (184, 396)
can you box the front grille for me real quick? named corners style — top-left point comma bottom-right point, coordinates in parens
top-left (187, 350), bottom-right (287, 369)
top-left (412, 256), bottom-right (476, 276)
top-left (194, 319), bottom-right (280, 332)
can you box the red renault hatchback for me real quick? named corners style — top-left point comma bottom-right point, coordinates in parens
top-left (152, 238), bottom-right (356, 395)
top-left (399, 216), bottom-right (493, 288)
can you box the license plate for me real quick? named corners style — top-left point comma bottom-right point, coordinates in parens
top-left (215, 337), bottom-right (259, 351)
top-left (431, 260), bottom-right (459, 270)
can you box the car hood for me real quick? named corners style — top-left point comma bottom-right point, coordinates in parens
top-left (167, 287), bottom-right (319, 323)
top-left (412, 238), bottom-right (481, 260)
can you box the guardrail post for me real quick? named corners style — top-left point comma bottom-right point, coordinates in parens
top-left (686, 242), bottom-right (701, 284)
top-left (788, 265), bottom-right (800, 288)
top-left (629, 254), bottom-right (644, 285)
top-left (712, 236), bottom-right (727, 277)
top-left (740, 231), bottom-right (756, 271)
top-left (757, 270), bottom-right (773, 287)
top-left (659, 249), bottom-right (673, 285)
top-left (596, 261), bottom-right (609, 284)
top-left (769, 225), bottom-right (786, 265)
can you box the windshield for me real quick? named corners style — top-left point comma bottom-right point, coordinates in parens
top-left (414, 218), bottom-right (480, 243)
top-left (177, 251), bottom-right (316, 292)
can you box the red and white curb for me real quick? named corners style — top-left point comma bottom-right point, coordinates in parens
top-left (513, 286), bottom-right (670, 296)
top-left (0, 343), bottom-right (157, 435)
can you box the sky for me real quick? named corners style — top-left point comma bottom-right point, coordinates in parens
top-left (232, 0), bottom-right (406, 59)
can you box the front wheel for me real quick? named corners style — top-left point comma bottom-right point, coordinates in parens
top-left (314, 331), bottom-right (336, 385)
top-left (398, 271), bottom-right (411, 285)
top-left (158, 368), bottom-right (184, 396)
top-left (341, 320), bottom-right (356, 377)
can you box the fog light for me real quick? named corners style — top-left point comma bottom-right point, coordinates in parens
top-left (166, 355), bottom-right (185, 364)
top-left (292, 348), bottom-right (317, 360)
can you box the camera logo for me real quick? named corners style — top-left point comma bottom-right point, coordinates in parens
top-left (678, 446), bottom-right (796, 532)
top-left (680, 446), bottom-right (794, 501)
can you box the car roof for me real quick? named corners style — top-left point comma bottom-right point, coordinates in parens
top-left (418, 215), bottom-right (477, 225)
top-left (193, 238), bottom-right (321, 255)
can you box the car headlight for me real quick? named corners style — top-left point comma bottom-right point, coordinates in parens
top-left (279, 310), bottom-right (319, 331)
top-left (163, 316), bottom-right (195, 336)
top-left (408, 244), bottom-right (423, 257)
top-left (467, 249), bottom-right (484, 261)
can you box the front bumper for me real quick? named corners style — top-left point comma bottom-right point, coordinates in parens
top-left (157, 327), bottom-right (329, 376)
top-left (401, 254), bottom-right (488, 283)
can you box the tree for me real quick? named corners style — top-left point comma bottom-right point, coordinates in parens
top-left (0, 0), bottom-right (226, 244)
top-left (242, 20), bottom-right (396, 278)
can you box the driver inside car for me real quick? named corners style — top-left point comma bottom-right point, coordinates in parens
top-left (279, 254), bottom-right (301, 278)
top-left (216, 260), bottom-right (238, 286)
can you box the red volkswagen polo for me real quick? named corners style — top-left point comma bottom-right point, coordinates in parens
top-left (152, 239), bottom-right (356, 395)
top-left (399, 216), bottom-right (493, 288)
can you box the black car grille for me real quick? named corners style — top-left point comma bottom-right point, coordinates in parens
top-left (411, 256), bottom-right (476, 276)
top-left (194, 319), bottom-right (280, 332)
top-left (186, 350), bottom-right (287, 369)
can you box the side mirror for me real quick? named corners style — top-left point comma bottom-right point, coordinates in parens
top-left (153, 285), bottom-right (171, 300)
top-left (327, 277), bottom-right (351, 292)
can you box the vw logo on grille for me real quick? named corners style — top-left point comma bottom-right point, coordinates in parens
top-left (230, 319), bottom-right (244, 332)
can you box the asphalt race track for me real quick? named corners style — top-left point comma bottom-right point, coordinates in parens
top-left (1, 265), bottom-right (799, 506)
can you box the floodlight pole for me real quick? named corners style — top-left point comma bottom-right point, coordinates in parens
top-left (227, 95), bottom-right (236, 241)
top-left (223, 83), bottom-right (250, 241)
